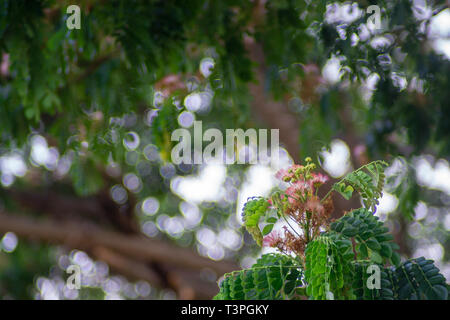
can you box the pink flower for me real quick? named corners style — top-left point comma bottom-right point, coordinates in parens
top-left (275, 164), bottom-right (302, 181)
top-left (275, 168), bottom-right (289, 180)
top-left (310, 173), bottom-right (328, 187)
top-left (305, 197), bottom-right (324, 215)
top-left (263, 231), bottom-right (282, 247)
top-left (285, 181), bottom-right (310, 203)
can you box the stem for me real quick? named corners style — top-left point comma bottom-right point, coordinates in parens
top-left (351, 238), bottom-right (358, 260)
top-left (285, 193), bottom-right (304, 203)
top-left (321, 160), bottom-right (384, 204)
top-left (321, 186), bottom-right (335, 204)
top-left (305, 211), bottom-right (311, 243)
top-left (281, 213), bottom-right (301, 238)
top-left (288, 215), bottom-right (300, 225)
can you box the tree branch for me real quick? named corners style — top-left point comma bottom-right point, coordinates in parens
top-left (245, 37), bottom-right (301, 163)
top-left (0, 212), bottom-right (237, 276)
top-left (91, 246), bottom-right (165, 288)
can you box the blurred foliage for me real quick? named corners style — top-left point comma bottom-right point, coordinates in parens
top-left (0, 243), bottom-right (55, 299)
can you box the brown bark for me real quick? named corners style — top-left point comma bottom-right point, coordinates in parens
top-left (92, 246), bottom-right (165, 288)
top-left (246, 38), bottom-right (301, 163)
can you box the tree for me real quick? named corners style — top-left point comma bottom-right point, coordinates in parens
top-left (215, 160), bottom-right (448, 300)
top-left (0, 0), bottom-right (449, 299)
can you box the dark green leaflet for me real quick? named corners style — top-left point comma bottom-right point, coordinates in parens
top-left (214, 254), bottom-right (303, 300)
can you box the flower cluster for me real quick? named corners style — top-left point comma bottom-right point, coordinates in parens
top-left (263, 158), bottom-right (334, 257)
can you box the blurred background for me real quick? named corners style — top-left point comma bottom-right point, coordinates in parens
top-left (0, 0), bottom-right (449, 299)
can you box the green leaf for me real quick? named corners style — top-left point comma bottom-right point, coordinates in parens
top-left (214, 254), bottom-right (303, 300)
top-left (370, 251), bottom-right (383, 264)
top-left (334, 221), bottom-right (344, 232)
top-left (343, 185), bottom-right (354, 198)
top-left (241, 197), bottom-right (269, 245)
top-left (359, 243), bottom-right (368, 258)
top-left (262, 224), bottom-right (274, 236)
top-left (380, 243), bottom-right (393, 258)
top-left (430, 285), bottom-right (448, 300)
top-left (331, 208), bottom-right (398, 265)
top-left (342, 227), bottom-right (358, 237)
top-left (378, 258), bottom-right (450, 300)
top-left (391, 252), bottom-right (401, 267)
top-left (366, 239), bottom-right (381, 251)
top-left (331, 160), bottom-right (388, 212)
top-left (305, 235), bottom-right (353, 300)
